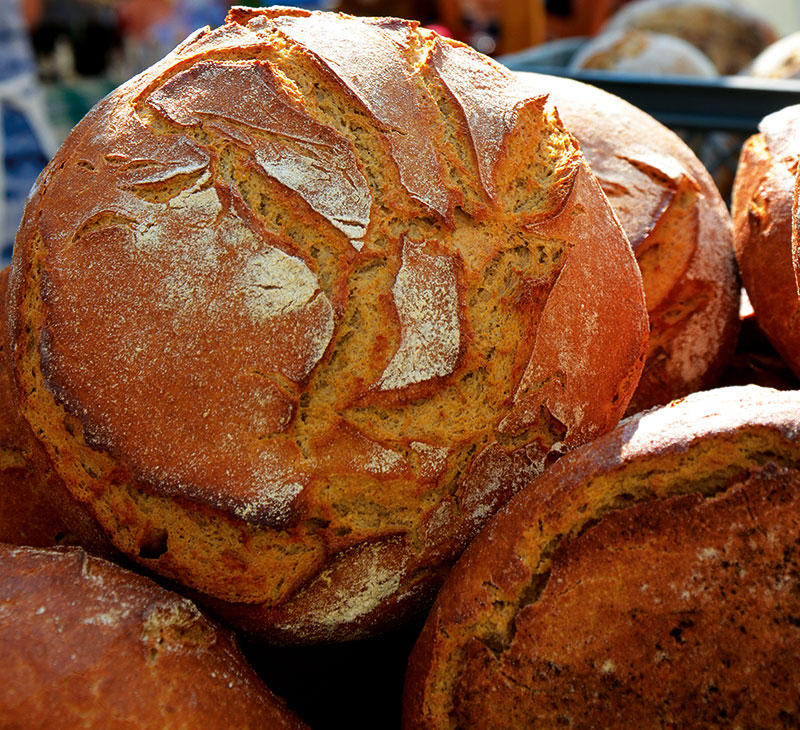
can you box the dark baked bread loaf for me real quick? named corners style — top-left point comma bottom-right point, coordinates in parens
top-left (0, 542), bottom-right (307, 728)
top-left (520, 72), bottom-right (739, 413)
top-left (404, 385), bottom-right (800, 729)
top-left (5, 8), bottom-right (648, 642)
top-left (732, 104), bottom-right (800, 379)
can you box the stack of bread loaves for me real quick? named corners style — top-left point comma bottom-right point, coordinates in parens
top-left (6, 5), bottom-right (800, 728)
top-left (3, 6), bottom-right (648, 646)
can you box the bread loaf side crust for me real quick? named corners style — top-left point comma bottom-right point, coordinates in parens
top-left (520, 72), bottom-right (739, 414)
top-left (1, 267), bottom-right (116, 552)
top-left (8, 11), bottom-right (647, 641)
top-left (404, 385), bottom-right (800, 728)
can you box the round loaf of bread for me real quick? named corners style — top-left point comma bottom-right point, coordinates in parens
top-left (5, 8), bottom-right (648, 642)
top-left (603, 0), bottom-right (778, 75)
top-left (569, 28), bottom-right (718, 77)
top-left (0, 543), bottom-right (307, 728)
top-left (519, 72), bottom-right (739, 413)
top-left (404, 385), bottom-right (800, 729)
top-left (732, 104), bottom-right (800, 379)
top-left (747, 31), bottom-right (800, 79)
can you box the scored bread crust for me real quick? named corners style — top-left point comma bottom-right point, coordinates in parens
top-left (733, 105), bottom-right (800, 379)
top-left (403, 385), bottom-right (800, 729)
top-left (520, 72), bottom-right (739, 414)
top-left (6, 8), bottom-right (647, 642)
top-left (0, 543), bottom-right (308, 729)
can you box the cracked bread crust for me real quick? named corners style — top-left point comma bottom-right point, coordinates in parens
top-left (733, 105), bottom-right (800, 380)
top-left (520, 72), bottom-right (739, 414)
top-left (0, 543), bottom-right (308, 729)
top-left (403, 385), bottom-right (800, 729)
top-left (6, 9), bottom-right (647, 642)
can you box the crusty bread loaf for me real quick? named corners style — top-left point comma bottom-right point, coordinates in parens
top-left (603, 0), bottom-right (777, 75)
top-left (732, 104), bottom-right (800, 379)
top-left (0, 542), bottom-right (307, 728)
top-left (5, 8), bottom-right (648, 643)
top-left (403, 385), bottom-right (800, 729)
top-left (519, 72), bottom-right (739, 413)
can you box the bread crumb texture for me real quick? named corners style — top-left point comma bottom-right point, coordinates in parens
top-left (7, 8), bottom-right (647, 641)
top-left (403, 385), bottom-right (800, 729)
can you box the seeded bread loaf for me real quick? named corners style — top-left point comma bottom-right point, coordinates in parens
top-left (403, 385), bottom-right (800, 729)
top-left (6, 7), bottom-right (647, 643)
top-left (520, 72), bottom-right (739, 414)
top-left (732, 104), bottom-right (800, 378)
top-left (0, 543), bottom-right (307, 728)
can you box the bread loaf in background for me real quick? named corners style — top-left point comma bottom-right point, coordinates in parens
top-left (5, 7), bottom-right (648, 643)
top-left (569, 28), bottom-right (718, 77)
top-left (520, 72), bottom-right (740, 414)
top-left (732, 104), bottom-right (800, 379)
top-left (404, 385), bottom-right (800, 729)
top-left (602, 0), bottom-right (778, 75)
top-left (0, 543), bottom-right (308, 729)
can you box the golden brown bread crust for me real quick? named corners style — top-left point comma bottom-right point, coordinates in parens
top-left (403, 385), bottom-right (800, 729)
top-left (7, 9), bottom-right (647, 642)
top-left (0, 267), bottom-right (53, 546)
top-left (0, 543), bottom-right (307, 729)
top-left (732, 105), bottom-right (800, 379)
top-left (1, 267), bottom-right (115, 552)
top-left (520, 72), bottom-right (739, 414)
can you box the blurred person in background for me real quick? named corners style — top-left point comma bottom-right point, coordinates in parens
top-left (116, 0), bottom-right (229, 73)
top-left (1, 0), bottom-right (55, 268)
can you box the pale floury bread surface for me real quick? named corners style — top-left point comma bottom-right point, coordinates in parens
top-left (733, 104), bottom-right (800, 378)
top-left (520, 72), bottom-right (739, 414)
top-left (0, 543), bottom-right (308, 729)
top-left (404, 385), bottom-right (800, 729)
top-left (603, 0), bottom-right (777, 75)
top-left (6, 7), bottom-right (647, 642)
